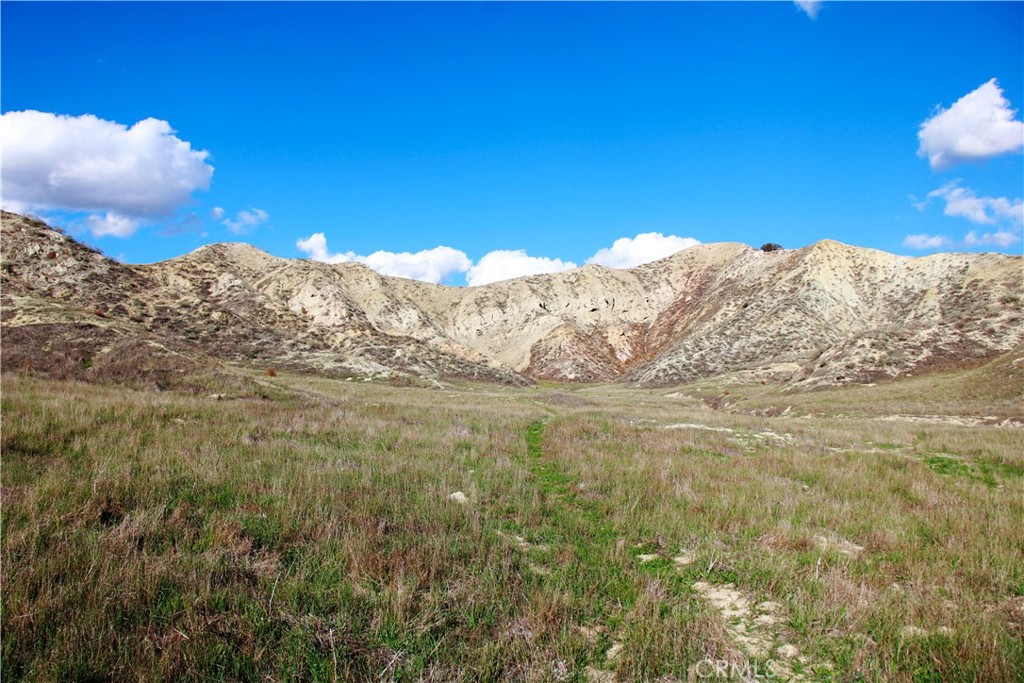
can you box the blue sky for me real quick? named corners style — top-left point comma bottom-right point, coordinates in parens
top-left (2, 1), bottom-right (1022, 285)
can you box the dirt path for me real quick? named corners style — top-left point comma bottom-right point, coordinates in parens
top-left (508, 418), bottom-right (827, 682)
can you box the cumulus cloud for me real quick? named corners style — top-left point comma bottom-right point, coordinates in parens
top-left (794, 0), bottom-right (822, 19)
top-left (362, 246), bottom-right (471, 283)
top-left (964, 229), bottom-right (1021, 248)
top-left (296, 230), bottom-right (705, 285)
top-left (223, 207), bottom-right (269, 234)
top-left (586, 232), bottom-right (700, 269)
top-left (211, 207), bottom-right (225, 220)
top-left (926, 181), bottom-right (1023, 225)
top-left (82, 212), bottom-right (142, 238)
top-left (918, 79), bottom-right (1024, 170)
top-left (0, 110), bottom-right (213, 237)
top-left (295, 233), bottom-right (336, 262)
top-left (902, 233), bottom-right (951, 250)
top-left (296, 232), bottom-right (471, 284)
top-left (466, 250), bottom-right (577, 287)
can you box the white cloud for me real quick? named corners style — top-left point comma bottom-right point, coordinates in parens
top-left (210, 207), bottom-right (225, 220)
top-left (586, 232), bottom-right (700, 269)
top-left (297, 231), bottom-right (701, 286)
top-left (82, 212), bottom-right (141, 238)
top-left (362, 246), bottom-right (471, 283)
top-left (0, 110), bottom-right (213, 237)
top-left (902, 233), bottom-right (951, 250)
top-left (985, 197), bottom-right (1023, 225)
top-left (223, 207), bottom-right (269, 234)
top-left (927, 181), bottom-right (1023, 226)
top-left (918, 79), bottom-right (1024, 170)
top-left (466, 250), bottom-right (577, 287)
top-left (905, 181), bottom-right (1021, 249)
top-left (0, 199), bottom-right (34, 216)
top-left (795, 0), bottom-right (822, 19)
top-left (295, 233), bottom-right (337, 262)
top-left (296, 232), bottom-right (471, 284)
top-left (964, 229), bottom-right (1021, 248)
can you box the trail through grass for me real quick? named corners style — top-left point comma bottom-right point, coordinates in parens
top-left (518, 418), bottom-right (820, 681)
top-left (3, 372), bottom-right (1022, 681)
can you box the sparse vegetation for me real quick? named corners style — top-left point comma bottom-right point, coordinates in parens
top-left (761, 243), bottom-right (783, 252)
top-left (4, 211), bottom-right (1021, 390)
top-left (3, 369), bottom-right (1021, 681)
top-left (2, 212), bottom-right (1023, 680)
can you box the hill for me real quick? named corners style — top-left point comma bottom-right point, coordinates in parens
top-left (2, 211), bottom-right (1021, 389)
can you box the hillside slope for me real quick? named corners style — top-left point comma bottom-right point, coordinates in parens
top-left (0, 212), bottom-right (523, 386)
top-left (2, 211), bottom-right (1021, 388)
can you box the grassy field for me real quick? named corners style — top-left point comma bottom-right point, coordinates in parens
top-left (2, 368), bottom-right (1022, 682)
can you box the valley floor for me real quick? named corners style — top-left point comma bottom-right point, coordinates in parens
top-left (2, 369), bottom-right (1022, 681)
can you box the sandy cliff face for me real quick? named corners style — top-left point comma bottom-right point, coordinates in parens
top-left (3, 211), bottom-right (1021, 388)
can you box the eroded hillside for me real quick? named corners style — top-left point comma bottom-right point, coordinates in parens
top-left (2, 211), bottom-right (1021, 389)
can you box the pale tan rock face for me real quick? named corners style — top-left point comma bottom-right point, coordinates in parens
top-left (3, 210), bottom-right (1022, 388)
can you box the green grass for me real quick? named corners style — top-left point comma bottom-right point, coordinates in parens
top-left (2, 370), bottom-right (1023, 681)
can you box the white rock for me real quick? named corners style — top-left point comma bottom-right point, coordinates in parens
top-left (776, 643), bottom-right (800, 659)
top-left (673, 552), bottom-right (695, 566)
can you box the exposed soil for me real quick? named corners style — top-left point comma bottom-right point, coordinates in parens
top-left (4, 211), bottom-right (1021, 390)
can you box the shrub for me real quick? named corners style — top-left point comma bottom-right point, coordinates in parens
top-left (760, 243), bottom-right (783, 252)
